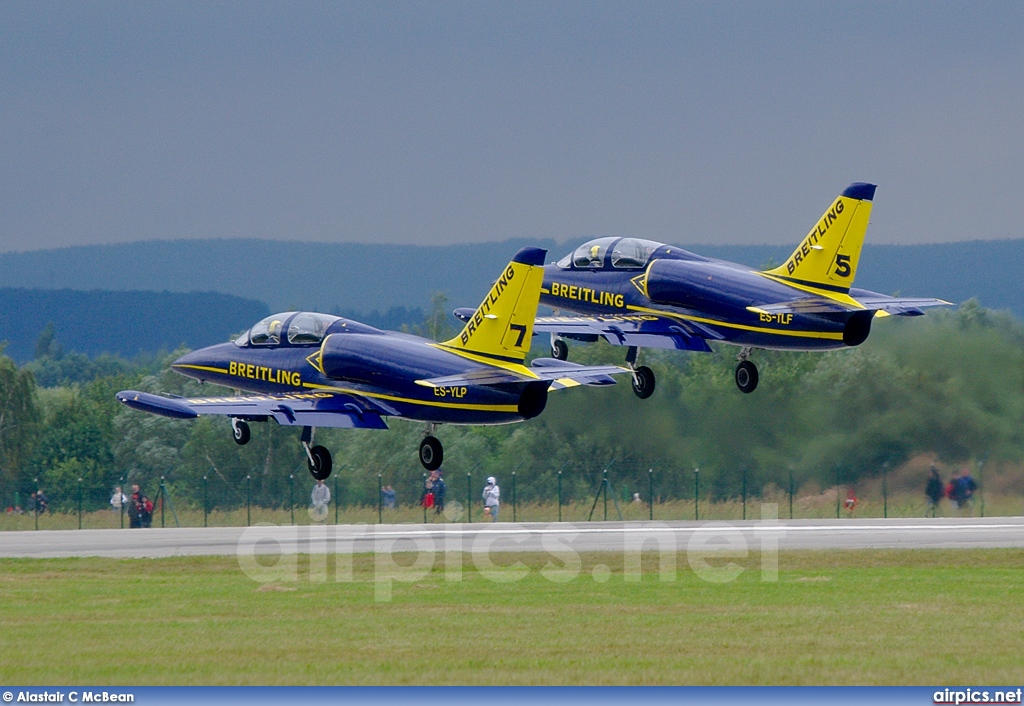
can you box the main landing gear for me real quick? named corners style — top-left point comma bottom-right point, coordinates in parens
top-left (231, 418), bottom-right (251, 445)
top-left (230, 418), bottom-right (332, 480)
top-left (419, 424), bottom-right (443, 471)
top-left (301, 426), bottom-right (332, 481)
top-left (734, 348), bottom-right (759, 394)
top-left (625, 346), bottom-right (655, 399)
top-left (550, 336), bottom-right (569, 361)
top-left (551, 336), bottom-right (656, 399)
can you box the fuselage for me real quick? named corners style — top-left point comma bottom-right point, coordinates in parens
top-left (540, 238), bottom-right (878, 351)
top-left (172, 312), bottom-right (542, 425)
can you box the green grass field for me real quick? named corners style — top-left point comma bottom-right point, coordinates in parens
top-left (1, 549), bottom-right (1022, 685)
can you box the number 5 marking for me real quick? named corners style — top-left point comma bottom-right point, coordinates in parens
top-left (509, 323), bottom-right (527, 347)
top-left (834, 254), bottom-right (852, 278)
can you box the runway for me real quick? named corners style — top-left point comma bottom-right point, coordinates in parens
top-left (1, 517), bottom-right (1022, 559)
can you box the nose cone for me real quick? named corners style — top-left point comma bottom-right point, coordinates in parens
top-left (171, 342), bottom-right (235, 381)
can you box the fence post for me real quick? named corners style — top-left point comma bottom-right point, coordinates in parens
top-left (882, 462), bottom-right (889, 519)
top-left (334, 474), bottom-right (340, 525)
top-left (788, 467), bottom-right (794, 520)
top-left (978, 458), bottom-right (986, 518)
top-left (202, 475), bottom-right (208, 527)
top-left (34, 477), bottom-right (39, 531)
top-left (557, 470), bottom-right (563, 522)
top-left (246, 475), bottom-right (251, 527)
top-left (119, 475), bottom-right (125, 529)
top-left (289, 474), bottom-right (296, 525)
top-left (160, 476), bottom-right (166, 528)
top-left (512, 471), bottom-right (517, 523)
top-left (377, 474), bottom-right (383, 524)
top-left (648, 468), bottom-right (653, 521)
top-left (77, 477), bottom-right (83, 529)
top-left (742, 467), bottom-right (747, 521)
top-left (694, 468), bottom-right (699, 521)
top-left (422, 473), bottom-right (428, 523)
top-left (835, 467), bottom-right (840, 519)
top-left (466, 472), bottom-right (472, 523)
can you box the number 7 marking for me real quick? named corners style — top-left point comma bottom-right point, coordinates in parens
top-left (509, 323), bottom-right (527, 347)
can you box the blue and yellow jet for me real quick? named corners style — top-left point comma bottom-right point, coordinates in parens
top-left (532, 184), bottom-right (950, 397)
top-left (117, 248), bottom-right (627, 479)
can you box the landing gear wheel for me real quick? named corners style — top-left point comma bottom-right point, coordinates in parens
top-left (231, 419), bottom-right (250, 446)
top-left (419, 436), bottom-right (444, 471)
top-left (551, 339), bottom-right (569, 361)
top-left (631, 365), bottom-right (656, 399)
top-left (307, 445), bottom-right (332, 480)
top-left (735, 360), bottom-right (759, 394)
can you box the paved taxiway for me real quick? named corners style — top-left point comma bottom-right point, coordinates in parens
top-left (1, 517), bottom-right (1022, 558)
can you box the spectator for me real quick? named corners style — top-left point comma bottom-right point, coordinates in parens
top-left (421, 474), bottom-right (435, 510)
top-left (432, 471), bottom-right (446, 514)
top-left (128, 483), bottom-right (144, 528)
top-left (140, 495), bottom-right (154, 528)
top-left (382, 485), bottom-right (396, 509)
top-left (310, 479), bottom-right (331, 522)
top-left (925, 467), bottom-right (944, 517)
top-left (111, 486), bottom-right (128, 513)
top-left (631, 492), bottom-right (642, 504)
top-left (945, 469), bottom-right (962, 510)
top-left (951, 467), bottom-right (978, 514)
top-left (35, 489), bottom-right (48, 514)
top-left (482, 476), bottom-right (500, 521)
top-left (844, 488), bottom-right (858, 515)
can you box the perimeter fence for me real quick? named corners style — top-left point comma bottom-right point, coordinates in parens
top-left (2, 458), bottom-right (1017, 531)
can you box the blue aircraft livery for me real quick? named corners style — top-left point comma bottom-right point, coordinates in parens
top-left (117, 248), bottom-right (629, 479)
top-left (531, 183), bottom-right (950, 397)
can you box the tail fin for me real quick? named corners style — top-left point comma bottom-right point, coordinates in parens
top-left (439, 247), bottom-right (547, 365)
top-left (765, 183), bottom-right (876, 292)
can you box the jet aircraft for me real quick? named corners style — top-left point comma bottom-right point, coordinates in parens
top-left (531, 184), bottom-right (949, 397)
top-left (116, 247), bottom-right (627, 480)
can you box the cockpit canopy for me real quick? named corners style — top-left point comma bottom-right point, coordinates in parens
top-left (236, 312), bottom-right (342, 347)
top-left (556, 237), bottom-right (664, 270)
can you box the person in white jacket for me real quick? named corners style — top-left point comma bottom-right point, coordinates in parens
top-left (482, 476), bottom-right (500, 521)
top-left (310, 479), bottom-right (331, 522)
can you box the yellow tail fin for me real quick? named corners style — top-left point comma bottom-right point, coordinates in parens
top-left (765, 183), bottom-right (876, 292)
top-left (439, 247), bottom-right (547, 364)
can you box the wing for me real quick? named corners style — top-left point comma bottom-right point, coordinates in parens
top-left (116, 390), bottom-right (389, 429)
top-left (749, 295), bottom-right (952, 317)
top-left (532, 314), bottom-right (717, 351)
top-left (415, 358), bottom-right (628, 389)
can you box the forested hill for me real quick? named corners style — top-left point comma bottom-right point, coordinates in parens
top-left (0, 238), bottom-right (1021, 319)
top-left (0, 289), bottom-right (268, 362)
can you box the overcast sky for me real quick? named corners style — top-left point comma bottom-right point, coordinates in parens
top-left (1, 1), bottom-right (1021, 253)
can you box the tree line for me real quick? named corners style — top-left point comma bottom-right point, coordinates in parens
top-left (1, 299), bottom-right (1021, 512)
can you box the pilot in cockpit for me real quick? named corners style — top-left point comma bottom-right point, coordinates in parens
top-left (267, 320), bottom-right (282, 344)
top-left (588, 244), bottom-right (603, 267)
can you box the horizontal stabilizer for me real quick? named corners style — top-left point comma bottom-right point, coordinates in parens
top-left (416, 358), bottom-right (627, 388)
top-left (851, 296), bottom-right (952, 316)
top-left (533, 314), bottom-right (717, 351)
top-left (115, 390), bottom-right (389, 429)
top-left (750, 295), bottom-right (951, 317)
